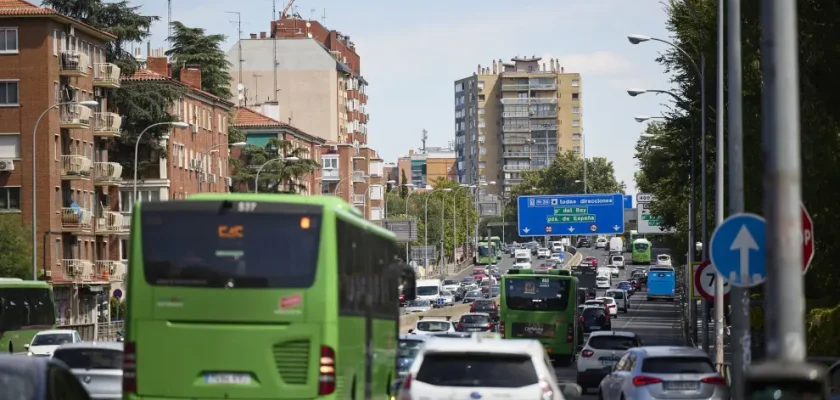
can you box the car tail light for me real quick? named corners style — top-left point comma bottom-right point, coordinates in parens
top-left (605, 314), bottom-right (610, 322)
top-left (456, 323), bottom-right (463, 330)
top-left (579, 316), bottom-right (584, 322)
top-left (581, 349), bottom-right (594, 358)
top-left (539, 379), bottom-right (554, 399)
top-left (701, 376), bottom-right (727, 386)
top-left (122, 341), bottom-right (137, 393)
top-left (398, 374), bottom-right (413, 400)
top-left (486, 323), bottom-right (494, 329)
top-left (632, 376), bottom-right (662, 386)
top-left (318, 346), bottom-right (336, 395)
top-left (610, 304), bottom-right (616, 308)
top-left (470, 304), bottom-right (475, 312)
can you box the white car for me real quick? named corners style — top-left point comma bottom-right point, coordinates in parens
top-left (52, 342), bottom-right (124, 400)
top-left (437, 290), bottom-right (455, 307)
top-left (575, 331), bottom-right (642, 393)
top-left (399, 334), bottom-right (581, 399)
top-left (549, 253), bottom-right (563, 263)
top-left (441, 279), bottom-right (460, 293)
top-left (408, 316), bottom-right (457, 336)
top-left (610, 255), bottom-right (625, 269)
top-left (657, 254), bottom-right (672, 266)
top-left (596, 275), bottom-right (611, 289)
top-left (607, 265), bottom-right (620, 278)
top-left (25, 329), bottom-right (83, 357)
top-left (595, 238), bottom-right (607, 248)
top-left (403, 299), bottom-right (433, 314)
top-left (537, 247), bottom-right (551, 258)
top-left (604, 289), bottom-right (630, 312)
top-left (596, 296), bottom-right (619, 318)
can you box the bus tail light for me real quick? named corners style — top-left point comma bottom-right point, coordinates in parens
top-left (318, 346), bottom-right (336, 395)
top-left (566, 324), bottom-right (574, 343)
top-left (123, 341), bottom-right (137, 393)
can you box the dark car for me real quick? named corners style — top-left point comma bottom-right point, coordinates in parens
top-left (616, 281), bottom-right (634, 296)
top-left (456, 313), bottom-right (495, 332)
top-left (0, 353), bottom-right (91, 400)
top-left (577, 288), bottom-right (589, 305)
top-left (470, 299), bottom-right (499, 321)
top-left (397, 335), bottom-right (428, 378)
top-left (462, 290), bottom-right (484, 304)
top-left (583, 287), bottom-right (597, 299)
top-left (577, 238), bottom-right (591, 248)
top-left (580, 306), bottom-right (611, 333)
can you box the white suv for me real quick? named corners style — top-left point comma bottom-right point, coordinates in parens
top-left (575, 331), bottom-right (642, 393)
top-left (596, 296), bottom-right (618, 318)
top-left (408, 317), bottom-right (456, 336)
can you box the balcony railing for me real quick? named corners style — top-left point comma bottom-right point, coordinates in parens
top-left (59, 259), bottom-right (94, 281)
top-left (503, 151), bottom-right (531, 158)
top-left (502, 125), bottom-right (530, 133)
top-left (529, 84), bottom-right (557, 90)
top-left (503, 165), bottom-right (531, 172)
top-left (94, 260), bottom-right (126, 282)
top-left (529, 97), bottom-right (558, 104)
top-left (60, 155), bottom-right (92, 179)
top-left (501, 84), bottom-right (529, 91)
top-left (502, 138), bottom-right (529, 145)
top-left (502, 112), bottom-right (529, 118)
top-left (93, 162), bottom-right (122, 186)
top-left (352, 170), bottom-right (366, 182)
top-left (93, 63), bottom-right (121, 88)
top-left (93, 112), bottom-right (122, 137)
top-left (321, 168), bottom-right (340, 181)
top-left (531, 111), bottom-right (558, 118)
top-left (501, 98), bottom-right (530, 105)
top-left (60, 104), bottom-right (92, 129)
top-left (352, 195), bottom-right (365, 204)
top-left (531, 124), bottom-right (558, 131)
top-left (61, 207), bottom-right (93, 232)
top-left (96, 211), bottom-right (128, 234)
top-left (59, 51), bottom-right (89, 76)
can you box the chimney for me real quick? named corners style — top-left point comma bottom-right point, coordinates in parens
top-left (492, 60), bottom-right (497, 74)
top-left (146, 57), bottom-right (169, 77)
top-left (250, 33), bottom-right (257, 39)
top-left (477, 64), bottom-right (481, 74)
top-left (561, 66), bottom-right (564, 73)
top-left (180, 66), bottom-right (202, 90)
top-left (259, 32), bottom-right (267, 39)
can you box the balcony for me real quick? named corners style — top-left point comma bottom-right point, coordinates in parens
top-left (352, 170), bottom-right (366, 182)
top-left (503, 165), bottom-right (531, 172)
top-left (502, 138), bottom-right (529, 145)
top-left (501, 98), bottom-right (529, 105)
top-left (96, 211), bottom-right (128, 234)
top-left (93, 63), bottom-right (121, 88)
top-left (352, 195), bottom-right (365, 204)
top-left (60, 104), bottom-right (92, 129)
top-left (531, 111), bottom-right (558, 118)
top-left (60, 155), bottom-right (92, 180)
top-left (94, 162), bottom-right (122, 186)
top-left (529, 84), bottom-right (557, 90)
top-left (502, 125), bottom-right (530, 133)
top-left (531, 124), bottom-right (558, 131)
top-left (321, 169), bottom-right (340, 181)
top-left (502, 112), bottom-right (529, 118)
top-left (94, 260), bottom-right (126, 282)
top-left (60, 207), bottom-right (93, 232)
top-left (503, 151), bottom-right (531, 158)
top-left (59, 51), bottom-right (90, 77)
top-left (58, 259), bottom-right (94, 281)
top-left (501, 84), bottom-right (529, 91)
top-left (529, 97), bottom-right (558, 104)
top-left (93, 112), bottom-right (122, 137)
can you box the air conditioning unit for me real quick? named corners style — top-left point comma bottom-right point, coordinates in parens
top-left (0, 159), bottom-right (14, 171)
top-left (191, 123), bottom-right (198, 134)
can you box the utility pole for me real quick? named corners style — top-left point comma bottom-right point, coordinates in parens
top-left (226, 11), bottom-right (244, 103)
top-left (167, 0), bottom-right (172, 50)
top-left (713, 0), bottom-right (726, 366)
top-left (272, 0), bottom-right (278, 102)
top-left (726, 0), bottom-right (749, 395)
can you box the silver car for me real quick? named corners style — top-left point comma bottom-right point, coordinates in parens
top-left (598, 346), bottom-right (729, 399)
top-left (51, 342), bottom-right (123, 400)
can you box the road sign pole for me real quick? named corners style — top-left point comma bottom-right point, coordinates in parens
top-left (760, 0), bottom-right (806, 364)
top-left (726, 0), bottom-right (749, 393)
top-left (713, 0), bottom-right (727, 367)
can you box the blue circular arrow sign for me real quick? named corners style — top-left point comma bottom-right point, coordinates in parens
top-left (113, 289), bottom-right (123, 299)
top-left (709, 213), bottom-right (767, 288)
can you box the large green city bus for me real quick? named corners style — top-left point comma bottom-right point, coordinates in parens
top-left (123, 194), bottom-right (416, 400)
top-left (625, 229), bottom-right (643, 245)
top-left (0, 278), bottom-right (56, 354)
top-left (499, 268), bottom-right (579, 366)
top-left (475, 241), bottom-right (495, 265)
top-left (632, 238), bottom-right (652, 264)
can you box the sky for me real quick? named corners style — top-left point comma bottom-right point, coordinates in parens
top-left (136, 0), bottom-right (676, 194)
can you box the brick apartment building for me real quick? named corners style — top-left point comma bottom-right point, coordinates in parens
top-left (0, 0), bottom-right (125, 334)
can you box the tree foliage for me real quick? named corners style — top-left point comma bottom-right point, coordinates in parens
top-left (165, 21), bottom-right (233, 99)
top-left (230, 138), bottom-right (318, 193)
top-left (0, 215), bottom-right (32, 279)
top-left (637, 0), bottom-right (840, 305)
top-left (399, 170), bottom-right (409, 199)
top-left (502, 150), bottom-right (625, 240)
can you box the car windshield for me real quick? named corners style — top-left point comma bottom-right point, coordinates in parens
top-left (588, 335), bottom-right (641, 350)
top-left (585, 301), bottom-right (603, 306)
top-left (52, 348), bottom-right (123, 369)
top-left (599, 298), bottom-right (616, 305)
top-left (407, 299), bottom-right (430, 307)
top-left (398, 340), bottom-right (424, 358)
top-left (415, 353), bottom-right (538, 388)
top-left (443, 280), bottom-right (457, 285)
top-left (641, 357), bottom-right (716, 374)
top-left (31, 333), bottom-right (72, 346)
top-left (416, 321), bottom-right (451, 332)
top-left (460, 315), bottom-right (490, 324)
top-left (416, 286), bottom-right (439, 296)
top-left (596, 277), bottom-right (608, 281)
top-left (583, 308), bottom-right (607, 318)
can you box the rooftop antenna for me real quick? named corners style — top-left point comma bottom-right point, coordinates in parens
top-left (225, 11), bottom-right (244, 105)
top-left (252, 73), bottom-right (264, 105)
top-left (421, 129), bottom-right (428, 154)
top-left (167, 0), bottom-right (172, 50)
top-left (321, 8), bottom-right (326, 26)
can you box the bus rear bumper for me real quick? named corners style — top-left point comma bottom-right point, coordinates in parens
top-left (125, 395), bottom-right (338, 400)
top-left (646, 294), bottom-right (675, 301)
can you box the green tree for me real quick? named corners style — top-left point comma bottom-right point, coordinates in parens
top-left (399, 169), bottom-right (409, 199)
top-left (165, 21), bottom-right (233, 99)
top-left (230, 137), bottom-right (318, 193)
top-left (0, 215), bottom-right (32, 279)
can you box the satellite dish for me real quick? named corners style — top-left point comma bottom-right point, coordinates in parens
top-left (237, 83), bottom-right (244, 91)
top-left (238, 93), bottom-right (245, 100)
top-left (307, 33), bottom-right (313, 38)
top-left (306, 22), bottom-right (311, 27)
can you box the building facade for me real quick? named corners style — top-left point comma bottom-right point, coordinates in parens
top-left (455, 57), bottom-right (583, 198)
top-left (0, 0), bottom-right (124, 335)
top-left (320, 144), bottom-right (385, 221)
top-left (396, 148), bottom-right (456, 188)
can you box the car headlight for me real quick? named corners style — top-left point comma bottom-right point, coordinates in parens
top-left (27, 352), bottom-right (33, 356)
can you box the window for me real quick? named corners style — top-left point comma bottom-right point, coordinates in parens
top-left (572, 120), bottom-right (580, 127)
top-left (504, 277), bottom-right (571, 311)
top-left (641, 357), bottom-right (714, 373)
top-left (572, 106), bottom-right (581, 114)
top-left (53, 30), bottom-right (58, 55)
top-left (0, 28), bottom-right (18, 53)
top-left (321, 157), bottom-right (338, 169)
top-left (572, 93), bottom-right (580, 100)
top-left (0, 187), bottom-right (20, 211)
top-left (369, 185), bottom-right (383, 200)
top-left (0, 81), bottom-right (19, 106)
top-left (52, 347), bottom-right (123, 370)
top-left (572, 133), bottom-right (582, 141)
top-left (571, 79), bottom-right (580, 87)
top-left (0, 134), bottom-right (20, 158)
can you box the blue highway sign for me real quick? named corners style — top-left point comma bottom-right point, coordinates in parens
top-left (623, 195), bottom-right (633, 209)
top-left (517, 193), bottom-right (625, 237)
top-left (709, 213), bottom-right (767, 288)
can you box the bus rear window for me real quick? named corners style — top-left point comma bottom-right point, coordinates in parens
top-left (504, 277), bottom-right (570, 311)
top-left (141, 210), bottom-right (321, 288)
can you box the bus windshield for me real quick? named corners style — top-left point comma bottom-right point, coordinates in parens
top-left (0, 287), bottom-right (55, 332)
top-left (478, 246), bottom-right (491, 256)
top-left (634, 243), bottom-right (649, 251)
top-left (141, 210), bottom-right (322, 289)
top-left (504, 277), bottom-right (570, 311)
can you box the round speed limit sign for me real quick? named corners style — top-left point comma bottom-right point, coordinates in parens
top-left (694, 261), bottom-right (731, 301)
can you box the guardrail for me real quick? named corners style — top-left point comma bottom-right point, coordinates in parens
top-left (564, 253), bottom-right (583, 269)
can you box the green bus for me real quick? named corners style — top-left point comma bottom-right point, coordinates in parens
top-left (0, 278), bottom-right (56, 354)
top-left (488, 236), bottom-right (503, 260)
top-left (625, 229), bottom-right (643, 245)
top-left (632, 238), bottom-right (652, 264)
top-left (499, 268), bottom-right (580, 366)
top-left (124, 194), bottom-right (416, 400)
top-left (475, 241), bottom-right (495, 265)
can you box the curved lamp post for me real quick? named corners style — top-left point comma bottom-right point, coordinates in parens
top-left (254, 156), bottom-right (299, 193)
top-left (133, 121), bottom-right (190, 203)
top-left (197, 141), bottom-right (246, 192)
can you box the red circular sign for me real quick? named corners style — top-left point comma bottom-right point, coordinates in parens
top-left (694, 260), bottom-right (730, 302)
top-left (802, 203), bottom-right (815, 274)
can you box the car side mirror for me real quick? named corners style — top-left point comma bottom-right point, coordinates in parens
top-left (23, 344), bottom-right (29, 350)
top-left (407, 329), bottom-right (414, 333)
top-left (558, 383), bottom-right (583, 397)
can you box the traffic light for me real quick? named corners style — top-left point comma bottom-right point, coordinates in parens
top-left (744, 361), bottom-right (829, 399)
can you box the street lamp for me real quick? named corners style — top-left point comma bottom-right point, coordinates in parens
top-left (197, 142), bottom-right (246, 192)
top-left (424, 188), bottom-right (451, 271)
top-left (634, 115), bottom-right (666, 123)
top-left (254, 156), bottom-right (299, 193)
top-left (31, 100), bottom-right (98, 280)
top-left (133, 121), bottom-right (190, 203)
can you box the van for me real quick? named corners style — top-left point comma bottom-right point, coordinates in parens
top-left (551, 241), bottom-right (564, 253)
top-left (513, 249), bottom-right (532, 268)
top-left (608, 237), bottom-right (623, 254)
top-left (416, 279), bottom-right (442, 302)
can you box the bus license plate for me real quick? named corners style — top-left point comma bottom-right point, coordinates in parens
top-left (589, 326), bottom-right (601, 330)
top-left (205, 373), bottom-right (251, 385)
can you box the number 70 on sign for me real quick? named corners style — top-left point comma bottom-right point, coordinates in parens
top-left (692, 261), bottom-right (730, 301)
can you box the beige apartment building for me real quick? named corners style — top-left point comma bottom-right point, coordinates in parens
top-left (455, 57), bottom-right (583, 198)
top-left (396, 148), bottom-right (456, 188)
